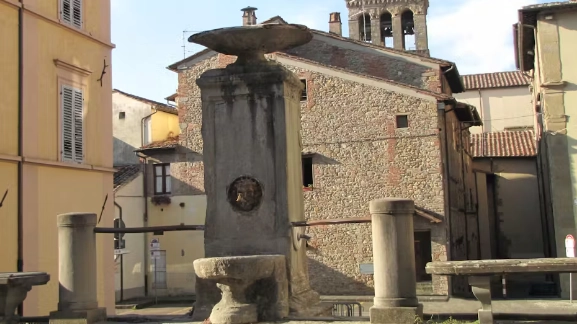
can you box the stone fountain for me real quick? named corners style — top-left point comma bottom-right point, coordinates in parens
top-left (189, 24), bottom-right (327, 323)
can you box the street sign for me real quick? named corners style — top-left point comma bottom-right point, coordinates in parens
top-left (114, 249), bottom-right (130, 255)
top-left (150, 238), bottom-right (160, 251)
top-left (150, 250), bottom-right (162, 260)
top-left (113, 218), bottom-right (126, 239)
top-left (567, 234), bottom-right (576, 304)
top-left (566, 235), bottom-right (575, 258)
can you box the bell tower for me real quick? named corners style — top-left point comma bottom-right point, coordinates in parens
top-left (346, 0), bottom-right (429, 56)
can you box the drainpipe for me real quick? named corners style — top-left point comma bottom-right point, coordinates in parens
top-left (139, 109), bottom-right (156, 296)
top-left (460, 122), bottom-right (474, 260)
top-left (114, 201), bottom-right (124, 302)
top-left (17, 0), bottom-right (24, 285)
top-left (16, 1), bottom-right (24, 316)
top-left (136, 150), bottom-right (150, 296)
top-left (438, 101), bottom-right (453, 296)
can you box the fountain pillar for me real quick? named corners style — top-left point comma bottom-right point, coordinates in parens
top-left (49, 213), bottom-right (106, 324)
top-left (189, 24), bottom-right (322, 321)
top-left (369, 198), bottom-right (423, 324)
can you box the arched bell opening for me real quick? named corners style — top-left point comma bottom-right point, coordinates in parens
top-left (380, 12), bottom-right (393, 48)
top-left (401, 10), bottom-right (416, 50)
top-left (358, 13), bottom-right (372, 42)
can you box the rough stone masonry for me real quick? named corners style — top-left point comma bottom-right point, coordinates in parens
top-left (172, 50), bottom-right (473, 296)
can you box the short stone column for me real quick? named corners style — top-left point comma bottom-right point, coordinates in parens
top-left (49, 213), bottom-right (106, 324)
top-left (369, 198), bottom-right (422, 324)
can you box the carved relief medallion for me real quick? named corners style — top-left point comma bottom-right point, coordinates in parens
top-left (227, 176), bottom-right (263, 212)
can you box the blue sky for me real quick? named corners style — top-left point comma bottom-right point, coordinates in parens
top-left (111, 0), bottom-right (551, 103)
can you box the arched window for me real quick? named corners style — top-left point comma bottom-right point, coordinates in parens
top-left (401, 10), bottom-right (415, 50)
top-left (380, 12), bottom-right (393, 47)
top-left (359, 13), bottom-right (371, 42)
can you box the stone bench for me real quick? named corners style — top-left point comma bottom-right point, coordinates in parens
top-left (0, 272), bottom-right (50, 324)
top-left (425, 258), bottom-right (577, 324)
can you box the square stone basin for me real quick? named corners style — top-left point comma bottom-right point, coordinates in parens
top-left (0, 272), bottom-right (50, 324)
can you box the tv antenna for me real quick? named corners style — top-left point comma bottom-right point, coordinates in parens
top-left (182, 30), bottom-right (202, 58)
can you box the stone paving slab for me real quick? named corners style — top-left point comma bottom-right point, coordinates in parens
top-left (105, 320), bottom-right (574, 324)
top-left (108, 299), bottom-right (577, 324)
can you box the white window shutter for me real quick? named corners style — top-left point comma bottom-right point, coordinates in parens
top-left (61, 85), bottom-right (74, 162)
top-left (61, 0), bottom-right (72, 24)
top-left (72, 88), bottom-right (84, 163)
top-left (72, 0), bottom-right (82, 29)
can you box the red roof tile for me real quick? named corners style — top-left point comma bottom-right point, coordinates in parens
top-left (462, 71), bottom-right (531, 90)
top-left (470, 130), bottom-right (536, 158)
top-left (137, 135), bottom-right (179, 151)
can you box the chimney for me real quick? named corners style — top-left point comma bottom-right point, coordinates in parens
top-left (329, 12), bottom-right (342, 36)
top-left (241, 6), bottom-right (258, 26)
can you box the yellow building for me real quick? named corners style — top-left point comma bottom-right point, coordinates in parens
top-left (0, 0), bottom-right (115, 316)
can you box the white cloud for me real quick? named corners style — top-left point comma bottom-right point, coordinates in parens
top-left (428, 0), bottom-right (538, 74)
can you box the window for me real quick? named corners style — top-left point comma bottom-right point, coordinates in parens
top-left (143, 116), bottom-right (152, 145)
top-left (154, 164), bottom-right (171, 195)
top-left (300, 79), bottom-right (308, 101)
top-left (396, 115), bottom-right (409, 128)
top-left (119, 112), bottom-right (125, 119)
top-left (61, 0), bottom-right (82, 29)
top-left (61, 84), bottom-right (84, 163)
top-left (302, 156), bottom-right (313, 188)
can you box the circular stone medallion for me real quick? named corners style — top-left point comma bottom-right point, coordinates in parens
top-left (227, 176), bottom-right (263, 213)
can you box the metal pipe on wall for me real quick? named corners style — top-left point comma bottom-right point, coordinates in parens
top-left (17, 0), bottom-right (24, 316)
top-left (114, 201), bottom-right (124, 302)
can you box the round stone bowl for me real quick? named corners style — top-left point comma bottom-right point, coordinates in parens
top-left (194, 255), bottom-right (286, 324)
top-left (188, 24), bottom-right (313, 64)
top-left (193, 255), bottom-right (282, 281)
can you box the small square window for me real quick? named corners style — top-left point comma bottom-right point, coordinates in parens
top-left (396, 115), bottom-right (409, 128)
top-left (300, 79), bottom-right (308, 102)
top-left (119, 112), bottom-right (126, 119)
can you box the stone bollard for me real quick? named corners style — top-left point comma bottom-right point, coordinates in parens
top-left (369, 198), bottom-right (423, 324)
top-left (49, 213), bottom-right (106, 324)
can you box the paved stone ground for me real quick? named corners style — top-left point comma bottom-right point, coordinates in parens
top-left (107, 300), bottom-right (577, 324)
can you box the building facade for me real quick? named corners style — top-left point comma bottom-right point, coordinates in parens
top-left (159, 5), bottom-right (483, 297)
top-left (0, 0), bottom-right (115, 315)
top-left (135, 137), bottom-right (206, 297)
top-left (113, 89), bottom-right (180, 166)
top-left (111, 90), bottom-right (183, 299)
top-left (457, 71), bottom-right (552, 296)
top-left (515, 0), bottom-right (577, 299)
top-left (113, 165), bottom-right (145, 302)
top-left (456, 71), bottom-right (534, 134)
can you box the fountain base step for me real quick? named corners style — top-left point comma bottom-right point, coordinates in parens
top-left (369, 304), bottom-right (423, 324)
top-left (49, 307), bottom-right (107, 324)
top-left (210, 303), bottom-right (257, 324)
